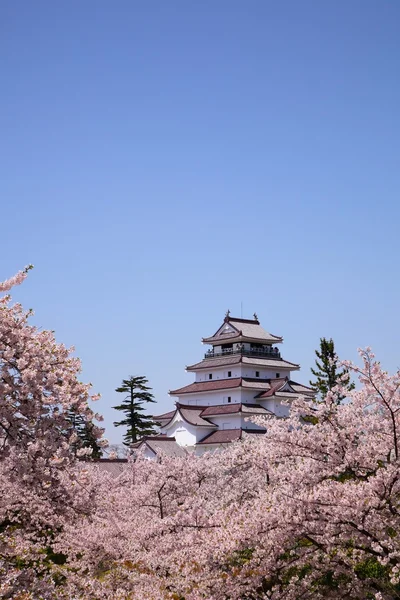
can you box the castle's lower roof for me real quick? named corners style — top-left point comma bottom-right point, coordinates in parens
top-left (170, 377), bottom-right (242, 395)
top-left (131, 436), bottom-right (188, 457)
top-left (198, 428), bottom-right (266, 445)
top-left (255, 380), bottom-right (315, 399)
top-left (170, 376), bottom-right (310, 396)
top-left (199, 403), bottom-right (273, 417)
top-left (155, 402), bottom-right (273, 431)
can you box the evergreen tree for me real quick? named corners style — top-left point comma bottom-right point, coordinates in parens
top-left (113, 375), bottom-right (157, 445)
top-left (310, 337), bottom-right (354, 402)
top-left (67, 409), bottom-right (103, 459)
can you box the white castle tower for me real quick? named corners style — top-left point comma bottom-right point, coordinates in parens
top-left (133, 313), bottom-right (314, 459)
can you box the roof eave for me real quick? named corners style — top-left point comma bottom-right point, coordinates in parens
top-left (202, 334), bottom-right (283, 345)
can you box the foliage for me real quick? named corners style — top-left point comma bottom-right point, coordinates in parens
top-left (67, 408), bottom-right (103, 459)
top-left (4, 267), bottom-right (400, 600)
top-left (0, 268), bottom-right (105, 597)
top-left (310, 336), bottom-right (354, 401)
top-left (113, 375), bottom-right (157, 445)
top-left (59, 348), bottom-right (400, 600)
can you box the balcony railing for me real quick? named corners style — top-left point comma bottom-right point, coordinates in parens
top-left (204, 346), bottom-right (281, 360)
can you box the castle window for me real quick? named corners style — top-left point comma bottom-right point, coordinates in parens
top-left (227, 396), bottom-right (231, 403)
top-left (209, 373), bottom-right (212, 380)
top-left (255, 371), bottom-right (260, 378)
top-left (228, 371), bottom-right (231, 378)
top-left (276, 373), bottom-right (280, 378)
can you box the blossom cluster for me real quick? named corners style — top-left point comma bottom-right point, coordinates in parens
top-left (0, 269), bottom-right (103, 597)
top-left (2, 269), bottom-right (400, 599)
top-left (55, 349), bottom-right (400, 600)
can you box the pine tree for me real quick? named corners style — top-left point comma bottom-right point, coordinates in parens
top-left (113, 375), bottom-right (157, 446)
top-left (310, 337), bottom-right (354, 402)
top-left (67, 409), bottom-right (103, 459)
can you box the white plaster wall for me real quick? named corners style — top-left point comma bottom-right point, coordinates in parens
top-left (240, 367), bottom-right (291, 379)
top-left (207, 414), bottom-right (242, 429)
top-left (195, 367), bottom-right (241, 382)
top-left (241, 415), bottom-right (267, 430)
top-left (258, 398), bottom-right (276, 413)
top-left (142, 446), bottom-right (157, 460)
top-left (163, 413), bottom-right (198, 447)
top-left (163, 412), bottom-right (217, 447)
top-left (195, 366), bottom-right (292, 382)
top-left (176, 390), bottom-right (241, 406)
top-left (274, 401), bottom-right (290, 417)
top-left (195, 444), bottom-right (226, 457)
top-left (239, 389), bottom-right (262, 403)
top-left (258, 398), bottom-right (290, 417)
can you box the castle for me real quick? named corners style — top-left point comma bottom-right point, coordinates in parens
top-left (132, 313), bottom-right (314, 459)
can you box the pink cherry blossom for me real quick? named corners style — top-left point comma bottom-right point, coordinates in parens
top-left (3, 267), bottom-right (400, 599)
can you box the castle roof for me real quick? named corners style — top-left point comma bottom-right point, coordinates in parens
top-left (169, 376), bottom-right (315, 399)
top-left (171, 377), bottom-right (288, 395)
top-left (199, 403), bottom-right (273, 417)
top-left (202, 316), bottom-right (283, 345)
top-left (170, 377), bottom-right (242, 395)
top-left (157, 404), bottom-right (218, 429)
top-left (154, 409), bottom-right (176, 427)
top-left (131, 436), bottom-right (188, 457)
top-left (197, 428), bottom-right (266, 445)
top-left (154, 402), bottom-right (273, 431)
top-left (254, 379), bottom-right (315, 399)
top-left (93, 458), bottom-right (128, 477)
top-left (186, 355), bottom-right (300, 372)
top-left (177, 406), bottom-right (218, 428)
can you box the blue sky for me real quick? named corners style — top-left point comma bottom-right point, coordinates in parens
top-left (1, 1), bottom-right (399, 444)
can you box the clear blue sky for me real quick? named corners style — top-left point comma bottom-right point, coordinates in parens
top-left (1, 1), bottom-right (399, 444)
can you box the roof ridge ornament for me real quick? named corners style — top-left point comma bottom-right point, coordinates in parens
top-left (253, 312), bottom-right (258, 321)
top-left (224, 309), bottom-right (230, 321)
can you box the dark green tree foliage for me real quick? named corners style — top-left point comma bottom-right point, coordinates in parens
top-left (67, 409), bottom-right (103, 459)
top-left (113, 375), bottom-right (157, 445)
top-left (310, 337), bottom-right (354, 402)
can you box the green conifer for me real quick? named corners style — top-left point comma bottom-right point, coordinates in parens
top-left (310, 337), bottom-right (354, 402)
top-left (113, 375), bottom-right (157, 445)
top-left (67, 409), bottom-right (103, 459)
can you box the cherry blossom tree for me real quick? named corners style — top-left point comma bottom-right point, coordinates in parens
top-left (3, 266), bottom-right (400, 600)
top-left (0, 267), bottom-right (105, 598)
top-left (60, 349), bottom-right (400, 600)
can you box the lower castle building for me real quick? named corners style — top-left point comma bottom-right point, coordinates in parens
top-left (133, 313), bottom-right (314, 459)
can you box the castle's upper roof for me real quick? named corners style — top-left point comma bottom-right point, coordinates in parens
top-left (186, 354), bottom-right (299, 372)
top-left (202, 315), bottom-right (283, 346)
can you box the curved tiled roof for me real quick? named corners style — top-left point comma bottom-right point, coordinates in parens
top-left (186, 355), bottom-right (299, 372)
top-left (170, 376), bottom-right (315, 401)
top-left (161, 404), bottom-right (218, 429)
top-left (170, 377), bottom-right (286, 395)
top-left (145, 438), bottom-right (188, 457)
top-left (131, 436), bottom-right (188, 457)
top-left (289, 382), bottom-right (315, 395)
top-left (170, 378), bottom-right (243, 395)
top-left (242, 356), bottom-right (299, 369)
top-left (202, 316), bottom-right (283, 345)
top-left (186, 355), bottom-right (241, 371)
top-left (200, 403), bottom-right (273, 417)
top-left (179, 407), bottom-right (218, 428)
top-left (93, 459), bottom-right (128, 477)
top-left (198, 428), bottom-right (266, 445)
top-left (153, 409), bottom-right (176, 426)
top-left (255, 379), bottom-right (315, 399)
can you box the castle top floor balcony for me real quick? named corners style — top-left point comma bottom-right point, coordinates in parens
top-left (204, 345), bottom-right (281, 360)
